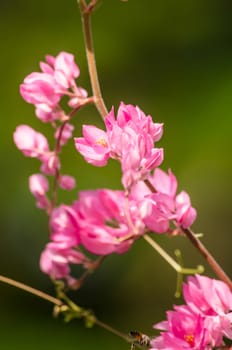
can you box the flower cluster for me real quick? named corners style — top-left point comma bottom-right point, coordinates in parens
top-left (151, 274), bottom-right (232, 350)
top-left (14, 51), bottom-right (196, 285)
top-left (75, 102), bottom-right (164, 188)
top-left (40, 189), bottom-right (144, 285)
top-left (39, 167), bottom-right (196, 284)
top-left (20, 51), bottom-right (88, 122)
top-left (12, 1), bottom-right (232, 347)
top-left (132, 168), bottom-right (197, 232)
top-left (13, 52), bottom-right (91, 211)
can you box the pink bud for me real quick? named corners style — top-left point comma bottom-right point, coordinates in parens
top-left (20, 72), bottom-right (62, 106)
top-left (29, 173), bottom-right (49, 209)
top-left (13, 125), bottom-right (49, 158)
top-left (54, 52), bottom-right (80, 89)
top-left (58, 175), bottom-right (76, 190)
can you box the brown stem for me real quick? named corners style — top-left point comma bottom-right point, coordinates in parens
top-left (182, 227), bottom-right (232, 291)
top-left (0, 275), bottom-right (138, 347)
top-left (0, 275), bottom-right (62, 306)
top-left (49, 119), bottom-right (70, 212)
top-left (78, 0), bottom-right (108, 119)
top-left (50, 104), bottom-right (86, 212)
top-left (144, 178), bottom-right (232, 290)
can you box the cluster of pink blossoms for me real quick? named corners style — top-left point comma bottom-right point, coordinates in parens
top-left (14, 52), bottom-right (91, 208)
top-left (151, 274), bottom-right (232, 349)
top-left (14, 50), bottom-right (232, 350)
top-left (20, 51), bottom-right (88, 122)
top-left (14, 51), bottom-right (196, 285)
top-left (75, 102), bottom-right (164, 188)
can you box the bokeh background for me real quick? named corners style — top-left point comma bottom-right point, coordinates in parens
top-left (1, 0), bottom-right (232, 349)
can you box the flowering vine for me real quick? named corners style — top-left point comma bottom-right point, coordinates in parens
top-left (1, 1), bottom-right (232, 350)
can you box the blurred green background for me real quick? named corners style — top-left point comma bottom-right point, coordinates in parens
top-left (1, 0), bottom-right (232, 349)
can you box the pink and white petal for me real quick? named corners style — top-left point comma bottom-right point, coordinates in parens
top-left (74, 138), bottom-right (110, 166)
top-left (152, 168), bottom-right (178, 197)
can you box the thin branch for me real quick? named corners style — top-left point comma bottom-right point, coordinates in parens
top-left (95, 318), bottom-right (131, 343)
top-left (77, 0), bottom-right (108, 119)
top-left (0, 275), bottom-right (62, 306)
top-left (0, 275), bottom-right (141, 347)
top-left (143, 234), bottom-right (203, 275)
top-left (143, 178), bottom-right (232, 290)
top-left (182, 227), bottom-right (232, 291)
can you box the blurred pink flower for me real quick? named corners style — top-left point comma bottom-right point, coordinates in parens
top-left (29, 173), bottom-right (49, 210)
top-left (39, 152), bottom-right (60, 176)
top-left (20, 51), bottom-right (88, 123)
top-left (58, 175), bottom-right (76, 190)
top-left (175, 191), bottom-right (197, 228)
top-left (40, 241), bottom-right (86, 282)
top-left (50, 204), bottom-right (80, 247)
top-left (13, 124), bottom-right (49, 158)
top-left (74, 189), bottom-right (144, 255)
top-left (35, 103), bottom-right (66, 123)
top-left (183, 274), bottom-right (232, 316)
top-left (20, 72), bottom-right (62, 106)
top-left (52, 51), bottom-right (80, 89)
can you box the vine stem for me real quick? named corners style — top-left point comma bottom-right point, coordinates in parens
top-left (0, 275), bottom-right (137, 347)
top-left (0, 275), bottom-right (62, 306)
top-left (143, 234), bottom-right (204, 275)
top-left (182, 227), bottom-right (232, 291)
top-left (78, 0), bottom-right (108, 119)
top-left (144, 178), bottom-right (232, 290)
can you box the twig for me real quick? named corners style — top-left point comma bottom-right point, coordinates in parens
top-left (143, 178), bottom-right (232, 290)
top-left (0, 274), bottom-right (139, 347)
top-left (77, 0), bottom-right (108, 119)
top-left (143, 234), bottom-right (203, 275)
top-left (181, 227), bottom-right (232, 291)
top-left (0, 275), bottom-right (62, 306)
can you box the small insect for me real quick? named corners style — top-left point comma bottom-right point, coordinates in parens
top-left (129, 330), bottom-right (151, 350)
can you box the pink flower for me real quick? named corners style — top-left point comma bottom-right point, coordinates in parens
top-left (40, 189), bottom-right (145, 281)
top-left (74, 189), bottom-right (143, 255)
top-left (13, 125), bottom-right (49, 158)
top-left (39, 152), bottom-right (60, 175)
top-left (105, 103), bottom-right (163, 143)
top-left (74, 125), bottom-right (110, 166)
top-left (151, 305), bottom-right (209, 350)
top-left (20, 52), bottom-right (89, 122)
top-left (29, 174), bottom-right (50, 209)
top-left (40, 241), bottom-right (86, 283)
top-left (58, 175), bottom-right (76, 190)
top-left (152, 168), bottom-right (178, 197)
top-left (131, 168), bottom-right (197, 233)
top-left (50, 204), bottom-right (80, 247)
top-left (20, 72), bottom-right (62, 106)
top-left (35, 103), bottom-right (66, 123)
top-left (120, 131), bottom-right (164, 188)
top-left (151, 275), bottom-right (232, 349)
top-left (75, 103), bottom-right (164, 188)
top-left (175, 191), bottom-right (197, 228)
top-left (53, 51), bottom-right (80, 89)
top-left (106, 104), bottom-right (164, 182)
top-left (68, 86), bottom-right (88, 108)
top-left (183, 274), bottom-right (232, 316)
top-left (141, 193), bottom-right (176, 233)
top-left (193, 274), bottom-right (232, 342)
